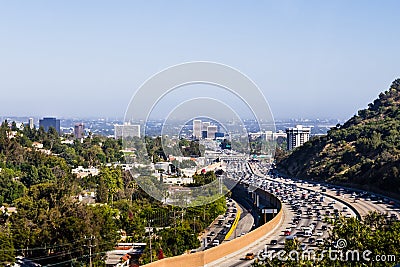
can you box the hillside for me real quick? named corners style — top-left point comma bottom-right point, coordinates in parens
top-left (277, 79), bottom-right (400, 196)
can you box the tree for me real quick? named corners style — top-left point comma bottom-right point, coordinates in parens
top-left (0, 225), bottom-right (14, 264)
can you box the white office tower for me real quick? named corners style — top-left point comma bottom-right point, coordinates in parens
top-left (114, 123), bottom-right (141, 139)
top-left (286, 125), bottom-right (311, 150)
top-left (202, 121), bottom-right (210, 131)
top-left (207, 125), bottom-right (218, 139)
top-left (193, 120), bottom-right (202, 139)
top-left (29, 118), bottom-right (34, 129)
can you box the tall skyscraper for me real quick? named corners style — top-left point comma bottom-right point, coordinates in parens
top-left (114, 124), bottom-right (140, 139)
top-left (39, 117), bottom-right (61, 134)
top-left (74, 123), bottom-right (85, 139)
top-left (286, 125), bottom-right (311, 150)
top-left (193, 120), bottom-right (202, 139)
top-left (207, 125), bottom-right (218, 139)
top-left (28, 118), bottom-right (34, 129)
top-left (202, 121), bottom-right (210, 131)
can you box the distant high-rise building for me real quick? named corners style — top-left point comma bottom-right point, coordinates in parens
top-left (39, 117), bottom-right (60, 134)
top-left (207, 125), bottom-right (218, 139)
top-left (286, 125), bottom-right (310, 150)
top-left (114, 124), bottom-right (140, 139)
top-left (202, 121), bottom-right (210, 131)
top-left (28, 118), bottom-right (34, 129)
top-left (265, 130), bottom-right (287, 141)
top-left (74, 123), bottom-right (85, 139)
top-left (193, 120), bottom-right (202, 139)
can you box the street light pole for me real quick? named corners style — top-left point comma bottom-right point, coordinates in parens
top-left (85, 235), bottom-right (95, 267)
top-left (147, 220), bottom-right (153, 263)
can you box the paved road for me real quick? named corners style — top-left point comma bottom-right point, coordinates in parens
top-left (205, 161), bottom-right (399, 266)
top-left (207, 203), bottom-right (291, 267)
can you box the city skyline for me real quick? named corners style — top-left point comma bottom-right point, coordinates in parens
top-left (1, 1), bottom-right (399, 120)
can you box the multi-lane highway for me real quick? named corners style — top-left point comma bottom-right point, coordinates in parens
top-left (205, 160), bottom-right (400, 267)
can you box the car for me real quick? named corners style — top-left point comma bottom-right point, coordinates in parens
top-left (284, 230), bottom-right (291, 236)
top-left (285, 235), bottom-right (298, 243)
top-left (308, 237), bottom-right (315, 244)
top-left (244, 252), bottom-right (255, 260)
top-left (296, 231), bottom-right (305, 237)
top-left (304, 231), bottom-right (312, 237)
top-left (212, 240), bottom-right (220, 246)
top-left (270, 239), bottom-right (278, 245)
top-left (316, 231), bottom-right (323, 236)
top-left (209, 231), bottom-right (215, 236)
top-left (300, 244), bottom-right (307, 251)
top-left (321, 225), bottom-right (328, 231)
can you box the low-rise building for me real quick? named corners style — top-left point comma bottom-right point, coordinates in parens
top-left (72, 166), bottom-right (100, 178)
top-left (0, 206), bottom-right (17, 216)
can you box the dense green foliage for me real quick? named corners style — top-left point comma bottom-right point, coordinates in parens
top-left (191, 171), bottom-right (217, 186)
top-left (277, 79), bottom-right (400, 195)
top-left (0, 124), bottom-right (226, 265)
top-left (178, 139), bottom-right (202, 157)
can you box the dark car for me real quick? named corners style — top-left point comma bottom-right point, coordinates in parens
top-left (270, 240), bottom-right (278, 245)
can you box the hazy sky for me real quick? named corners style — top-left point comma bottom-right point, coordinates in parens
top-left (1, 1), bottom-right (399, 121)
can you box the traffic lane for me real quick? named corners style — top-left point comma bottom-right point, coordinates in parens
top-left (272, 170), bottom-right (399, 220)
top-left (339, 191), bottom-right (400, 218)
top-left (229, 181), bottom-right (260, 227)
top-left (215, 165), bottom-right (354, 266)
top-left (202, 199), bottom-right (239, 249)
top-left (208, 204), bottom-right (292, 267)
top-left (227, 211), bottom-right (254, 241)
top-left (265, 191), bottom-right (348, 250)
top-left (317, 187), bottom-right (390, 218)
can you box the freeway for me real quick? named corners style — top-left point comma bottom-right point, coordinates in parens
top-left (265, 166), bottom-right (400, 221)
top-left (206, 160), bottom-right (399, 267)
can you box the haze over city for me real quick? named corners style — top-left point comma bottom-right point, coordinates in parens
top-left (1, 1), bottom-right (400, 120)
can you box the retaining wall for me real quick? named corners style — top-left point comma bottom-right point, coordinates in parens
top-left (143, 208), bottom-right (282, 267)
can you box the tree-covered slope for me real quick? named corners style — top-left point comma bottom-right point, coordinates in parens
top-left (277, 79), bottom-right (400, 195)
